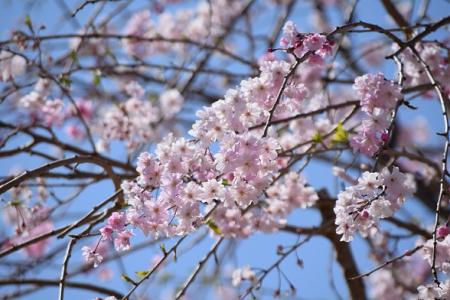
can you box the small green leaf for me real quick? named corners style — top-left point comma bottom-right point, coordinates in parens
top-left (206, 219), bottom-right (221, 235)
top-left (10, 199), bottom-right (22, 206)
top-left (221, 179), bottom-right (229, 186)
top-left (25, 15), bottom-right (32, 29)
top-left (160, 243), bottom-right (167, 255)
top-left (93, 74), bottom-right (101, 86)
top-left (331, 122), bottom-right (348, 144)
top-left (121, 274), bottom-right (137, 285)
top-left (92, 69), bottom-right (102, 86)
top-left (59, 74), bottom-right (72, 87)
top-left (135, 271), bottom-right (149, 278)
top-left (70, 50), bottom-right (78, 62)
top-left (312, 132), bottom-right (322, 143)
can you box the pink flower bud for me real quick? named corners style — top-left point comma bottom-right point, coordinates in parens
top-left (294, 40), bottom-right (303, 49)
top-left (361, 210), bottom-right (370, 219)
top-left (437, 225), bottom-right (450, 238)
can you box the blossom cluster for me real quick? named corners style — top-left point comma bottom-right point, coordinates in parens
top-left (369, 258), bottom-right (429, 300)
top-left (15, 79), bottom-right (183, 151)
top-left (399, 42), bottom-right (449, 95)
top-left (334, 167), bottom-right (416, 242)
top-left (350, 73), bottom-right (402, 156)
top-left (266, 172), bottom-right (319, 216)
top-left (2, 203), bottom-right (53, 258)
top-left (189, 49), bottom-right (335, 156)
top-left (422, 234), bottom-right (450, 274)
top-left (93, 23), bottom-right (330, 255)
top-left (417, 280), bottom-right (450, 300)
top-left (18, 78), bottom-right (64, 126)
top-left (280, 21), bottom-right (335, 65)
top-left (94, 133), bottom-right (318, 260)
top-left (122, 0), bottom-right (246, 58)
top-left (367, 229), bottom-right (429, 300)
top-left (96, 82), bottom-right (184, 151)
top-left (189, 60), bottom-right (296, 144)
top-left (231, 265), bottom-right (257, 287)
top-left (0, 175), bottom-right (53, 259)
top-left (0, 50), bottom-right (26, 82)
top-left (99, 212), bottom-right (133, 252)
top-left (107, 131), bottom-right (285, 243)
top-left (16, 78), bottom-right (95, 137)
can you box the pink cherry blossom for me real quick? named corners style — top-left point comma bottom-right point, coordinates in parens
top-left (350, 73), bottom-right (402, 156)
top-left (159, 89), bottom-right (184, 118)
top-left (0, 50), bottom-right (26, 81)
top-left (82, 245), bottom-right (103, 268)
top-left (100, 225), bottom-right (114, 241)
top-left (334, 167), bottom-right (415, 242)
top-left (65, 124), bottom-right (85, 140)
top-left (114, 230), bottom-right (133, 251)
top-left (107, 212), bottom-right (126, 232)
top-left (437, 225), bottom-right (450, 238)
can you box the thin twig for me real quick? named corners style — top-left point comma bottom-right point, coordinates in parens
top-left (175, 237), bottom-right (224, 299)
top-left (0, 278), bottom-right (123, 298)
top-left (71, 0), bottom-right (122, 17)
top-left (349, 245), bottom-right (423, 280)
top-left (58, 238), bottom-right (76, 300)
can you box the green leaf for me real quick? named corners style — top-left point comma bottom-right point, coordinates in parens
top-left (160, 243), bottom-right (167, 255)
top-left (70, 50), bottom-right (78, 62)
top-left (331, 122), bottom-right (348, 144)
top-left (25, 15), bottom-right (32, 29)
top-left (121, 274), bottom-right (137, 285)
top-left (59, 74), bottom-right (72, 88)
top-left (92, 69), bottom-right (102, 86)
top-left (221, 179), bottom-right (230, 186)
top-left (135, 271), bottom-right (149, 278)
top-left (93, 74), bottom-right (101, 86)
top-left (173, 247), bottom-right (177, 262)
top-left (10, 199), bottom-right (22, 206)
top-left (206, 219), bottom-right (221, 235)
top-left (312, 132), bottom-right (322, 143)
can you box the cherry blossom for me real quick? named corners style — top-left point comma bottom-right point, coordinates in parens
top-left (82, 245), bottom-right (103, 268)
top-left (334, 167), bottom-right (416, 242)
top-left (159, 89), bottom-right (184, 118)
top-left (350, 73), bottom-right (402, 156)
top-left (232, 265), bottom-right (257, 287)
top-left (0, 50), bottom-right (26, 81)
top-left (280, 20), bottom-right (335, 59)
top-left (437, 225), bottom-right (450, 238)
top-left (422, 235), bottom-right (450, 273)
top-left (122, 1), bottom-right (248, 58)
top-left (417, 280), bottom-right (450, 300)
top-left (96, 82), bottom-right (183, 151)
top-left (399, 42), bottom-right (449, 92)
